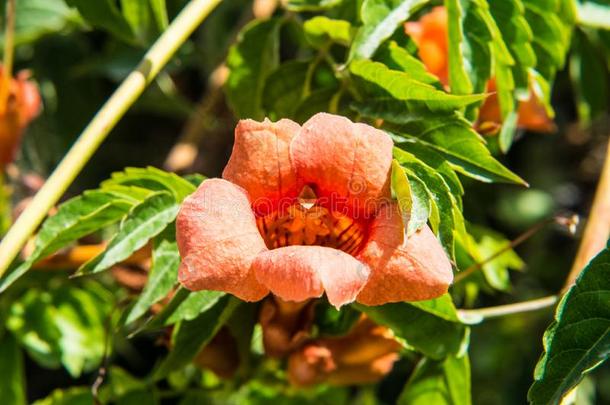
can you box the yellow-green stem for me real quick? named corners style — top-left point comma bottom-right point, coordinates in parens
top-left (0, 0), bottom-right (15, 114)
top-left (0, 0), bottom-right (222, 279)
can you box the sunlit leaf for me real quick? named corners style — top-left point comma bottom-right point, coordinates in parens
top-left (349, 0), bottom-right (429, 61)
top-left (350, 60), bottom-right (486, 111)
top-left (284, 0), bottom-right (344, 11)
top-left (31, 387), bottom-right (93, 405)
top-left (101, 166), bottom-right (196, 203)
top-left (0, 191), bottom-right (133, 293)
top-left (304, 16), bottom-right (354, 48)
top-left (76, 192), bottom-right (179, 276)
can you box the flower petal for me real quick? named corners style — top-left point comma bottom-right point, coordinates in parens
top-left (223, 118), bottom-right (301, 214)
top-left (252, 245), bottom-right (370, 308)
top-left (291, 113), bottom-right (393, 217)
top-left (176, 178), bottom-right (268, 301)
top-left (357, 204), bottom-right (452, 305)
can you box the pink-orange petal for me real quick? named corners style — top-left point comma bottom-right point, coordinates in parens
top-left (176, 178), bottom-right (269, 301)
top-left (357, 204), bottom-right (452, 305)
top-left (222, 118), bottom-right (301, 215)
top-left (291, 113), bottom-right (393, 217)
top-left (252, 245), bottom-right (370, 309)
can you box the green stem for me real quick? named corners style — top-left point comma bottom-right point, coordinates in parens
top-left (458, 295), bottom-right (558, 323)
top-left (0, 0), bottom-right (222, 280)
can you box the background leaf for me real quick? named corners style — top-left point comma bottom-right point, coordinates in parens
top-left (152, 296), bottom-right (239, 380)
top-left (65, 0), bottom-right (135, 43)
top-left (226, 18), bottom-right (283, 119)
top-left (399, 354), bottom-right (472, 405)
top-left (0, 332), bottom-right (26, 405)
top-left (124, 226), bottom-right (179, 324)
top-left (355, 296), bottom-right (468, 359)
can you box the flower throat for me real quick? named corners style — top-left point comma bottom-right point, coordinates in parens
top-left (255, 187), bottom-right (366, 255)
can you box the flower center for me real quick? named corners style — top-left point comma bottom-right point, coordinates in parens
top-left (256, 203), bottom-right (366, 255)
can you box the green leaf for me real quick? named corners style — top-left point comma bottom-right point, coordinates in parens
top-left (391, 159), bottom-right (413, 225)
top-left (523, 0), bottom-right (575, 82)
top-left (528, 244), bottom-right (610, 405)
top-left (294, 87), bottom-right (340, 123)
top-left (284, 0), bottom-right (344, 11)
top-left (226, 18), bottom-right (283, 120)
top-left (120, 0), bottom-right (152, 42)
top-left (101, 167), bottom-right (196, 203)
top-left (355, 296), bottom-right (468, 359)
top-left (570, 29), bottom-right (609, 125)
top-left (136, 288), bottom-right (226, 332)
top-left (0, 190), bottom-right (133, 293)
top-left (76, 192), bottom-right (179, 276)
top-left (7, 282), bottom-right (112, 377)
top-left (0, 332), bottom-right (26, 405)
top-left (463, 224), bottom-right (524, 291)
top-left (32, 387), bottom-right (93, 405)
top-left (153, 296), bottom-right (239, 380)
top-left (394, 148), bottom-right (466, 258)
top-left (398, 354), bottom-right (471, 405)
top-left (489, 0), bottom-right (537, 93)
top-left (498, 110), bottom-right (518, 153)
top-left (149, 0), bottom-right (168, 31)
top-left (0, 0), bottom-right (80, 45)
top-left (388, 114), bottom-right (526, 185)
top-left (304, 16), bottom-right (354, 48)
top-left (375, 41), bottom-right (443, 86)
top-left (445, 0), bottom-right (474, 94)
top-left (404, 171), bottom-right (433, 236)
top-left (263, 61), bottom-right (310, 119)
top-left (315, 303), bottom-right (362, 337)
top-left (350, 60), bottom-right (486, 111)
top-left (124, 227), bottom-right (179, 324)
top-left (65, 0), bottom-right (134, 43)
top-left (577, 0), bottom-right (610, 29)
top-left (349, 0), bottom-right (429, 61)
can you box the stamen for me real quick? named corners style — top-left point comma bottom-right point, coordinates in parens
top-left (256, 203), bottom-right (366, 255)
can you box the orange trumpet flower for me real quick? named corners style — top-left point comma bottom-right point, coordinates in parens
top-left (176, 113), bottom-right (452, 308)
top-left (287, 317), bottom-right (402, 386)
top-left (0, 68), bottom-right (41, 169)
top-left (404, 6), bottom-right (555, 134)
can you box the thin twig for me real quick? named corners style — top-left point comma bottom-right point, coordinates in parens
top-left (562, 141), bottom-right (610, 291)
top-left (458, 295), bottom-right (558, 323)
top-left (454, 214), bottom-right (578, 284)
top-left (0, 0), bottom-right (223, 281)
top-left (0, 0), bottom-right (15, 114)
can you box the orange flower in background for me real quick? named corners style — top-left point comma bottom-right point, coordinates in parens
top-left (287, 317), bottom-right (401, 386)
top-left (404, 6), bottom-right (555, 134)
top-left (404, 6), bottom-right (449, 86)
top-left (176, 113), bottom-right (452, 308)
top-left (0, 68), bottom-right (41, 169)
